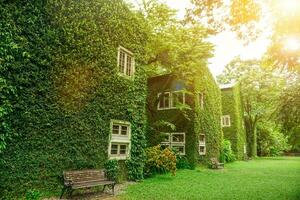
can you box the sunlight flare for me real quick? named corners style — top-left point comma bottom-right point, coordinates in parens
top-left (277, 0), bottom-right (300, 13)
top-left (283, 37), bottom-right (300, 52)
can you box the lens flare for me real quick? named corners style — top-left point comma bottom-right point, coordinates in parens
top-left (283, 37), bottom-right (300, 52)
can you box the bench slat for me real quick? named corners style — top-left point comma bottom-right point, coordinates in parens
top-left (72, 180), bottom-right (115, 189)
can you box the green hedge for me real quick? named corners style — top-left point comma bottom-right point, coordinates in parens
top-left (0, 0), bottom-right (147, 198)
top-left (221, 84), bottom-right (246, 159)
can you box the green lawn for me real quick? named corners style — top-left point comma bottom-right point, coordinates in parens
top-left (119, 157), bottom-right (300, 200)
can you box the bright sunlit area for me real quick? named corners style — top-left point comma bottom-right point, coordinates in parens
top-left (1, 0), bottom-right (299, 200)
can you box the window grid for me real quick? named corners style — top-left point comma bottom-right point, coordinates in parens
top-left (221, 115), bottom-right (231, 127)
top-left (199, 134), bottom-right (206, 155)
top-left (157, 91), bottom-right (186, 110)
top-left (161, 133), bottom-right (185, 155)
top-left (118, 46), bottom-right (134, 77)
top-left (110, 143), bottom-right (128, 157)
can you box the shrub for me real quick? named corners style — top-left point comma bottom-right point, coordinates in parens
top-left (104, 159), bottom-right (119, 182)
top-left (144, 145), bottom-right (177, 177)
top-left (176, 155), bottom-right (191, 169)
top-left (25, 189), bottom-right (41, 200)
top-left (220, 140), bottom-right (236, 163)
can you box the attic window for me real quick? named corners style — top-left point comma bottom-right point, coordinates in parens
top-left (118, 46), bottom-right (135, 77)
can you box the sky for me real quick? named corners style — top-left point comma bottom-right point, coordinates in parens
top-left (128, 0), bottom-right (271, 77)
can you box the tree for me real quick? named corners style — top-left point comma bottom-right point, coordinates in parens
top-left (136, 0), bottom-right (214, 78)
top-left (278, 82), bottom-right (300, 151)
top-left (218, 58), bottom-right (287, 157)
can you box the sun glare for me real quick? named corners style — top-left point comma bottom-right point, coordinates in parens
top-left (277, 0), bottom-right (300, 13)
top-left (283, 37), bottom-right (300, 52)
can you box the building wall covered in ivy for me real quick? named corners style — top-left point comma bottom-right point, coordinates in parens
top-left (221, 84), bottom-right (247, 160)
top-left (0, 0), bottom-right (148, 197)
top-left (147, 69), bottom-right (223, 168)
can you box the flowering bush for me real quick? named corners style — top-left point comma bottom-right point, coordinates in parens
top-left (144, 145), bottom-right (177, 177)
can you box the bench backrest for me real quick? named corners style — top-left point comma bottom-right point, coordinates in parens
top-left (210, 157), bottom-right (219, 164)
top-left (63, 169), bottom-right (106, 185)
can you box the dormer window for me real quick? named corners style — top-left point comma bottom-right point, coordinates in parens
top-left (118, 46), bottom-right (135, 77)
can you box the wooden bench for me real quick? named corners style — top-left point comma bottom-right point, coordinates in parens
top-left (210, 157), bottom-right (224, 169)
top-left (60, 169), bottom-right (115, 199)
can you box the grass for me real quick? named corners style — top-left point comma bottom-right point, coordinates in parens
top-left (118, 157), bottom-right (300, 200)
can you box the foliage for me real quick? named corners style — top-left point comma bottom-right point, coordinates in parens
top-left (186, 0), bottom-right (263, 41)
top-left (25, 190), bottom-right (41, 200)
top-left (220, 140), bottom-right (236, 163)
top-left (147, 72), bottom-right (222, 168)
top-left (257, 123), bottom-right (290, 156)
top-left (136, 0), bottom-right (214, 77)
top-left (120, 157), bottom-right (300, 200)
top-left (104, 160), bottom-right (120, 182)
top-left (176, 155), bottom-right (191, 169)
top-left (218, 58), bottom-right (287, 157)
top-left (0, 78), bottom-right (15, 152)
top-left (187, 1), bottom-right (300, 73)
top-left (221, 84), bottom-right (246, 160)
top-left (144, 145), bottom-right (177, 177)
top-left (0, 0), bottom-right (147, 198)
top-left (278, 81), bottom-right (300, 152)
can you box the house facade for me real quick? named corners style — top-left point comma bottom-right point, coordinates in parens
top-left (221, 84), bottom-right (247, 160)
top-left (147, 70), bottom-right (223, 167)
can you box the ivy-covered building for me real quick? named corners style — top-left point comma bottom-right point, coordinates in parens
top-left (0, 0), bottom-right (148, 197)
top-left (146, 69), bottom-right (223, 168)
top-left (221, 84), bottom-right (247, 160)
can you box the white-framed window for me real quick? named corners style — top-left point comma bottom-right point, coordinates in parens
top-left (171, 91), bottom-right (185, 108)
top-left (108, 120), bottom-right (131, 160)
top-left (161, 132), bottom-right (185, 155)
top-left (158, 92), bottom-right (171, 110)
top-left (221, 115), bottom-right (231, 127)
top-left (199, 134), bottom-right (206, 155)
top-left (199, 92), bottom-right (205, 109)
top-left (117, 46), bottom-right (135, 77)
top-left (157, 91), bottom-right (185, 110)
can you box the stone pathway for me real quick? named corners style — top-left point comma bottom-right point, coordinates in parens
top-left (44, 182), bottom-right (135, 200)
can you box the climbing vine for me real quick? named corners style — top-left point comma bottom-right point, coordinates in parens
top-left (0, 0), bottom-right (147, 198)
top-left (221, 84), bottom-right (246, 160)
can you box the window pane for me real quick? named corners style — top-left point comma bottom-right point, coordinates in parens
top-left (199, 93), bottom-right (204, 109)
top-left (172, 133), bottom-right (184, 143)
top-left (178, 92), bottom-right (184, 104)
top-left (119, 144), bottom-right (127, 155)
top-left (161, 144), bottom-right (170, 149)
top-left (199, 134), bottom-right (205, 143)
top-left (119, 51), bottom-right (126, 73)
top-left (164, 93), bottom-right (170, 108)
top-left (121, 126), bottom-right (128, 135)
top-left (112, 125), bottom-right (119, 134)
top-left (172, 145), bottom-right (184, 154)
top-left (126, 55), bottom-right (132, 76)
top-left (172, 92), bottom-right (184, 107)
top-left (199, 145), bottom-right (205, 153)
top-left (158, 93), bottom-right (164, 108)
top-left (111, 144), bottom-right (118, 155)
top-left (161, 133), bottom-right (170, 142)
top-left (172, 92), bottom-right (178, 107)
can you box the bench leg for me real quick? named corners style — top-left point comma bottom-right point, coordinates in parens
top-left (112, 183), bottom-right (115, 195)
top-left (102, 185), bottom-right (106, 193)
top-left (60, 187), bottom-right (66, 199)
